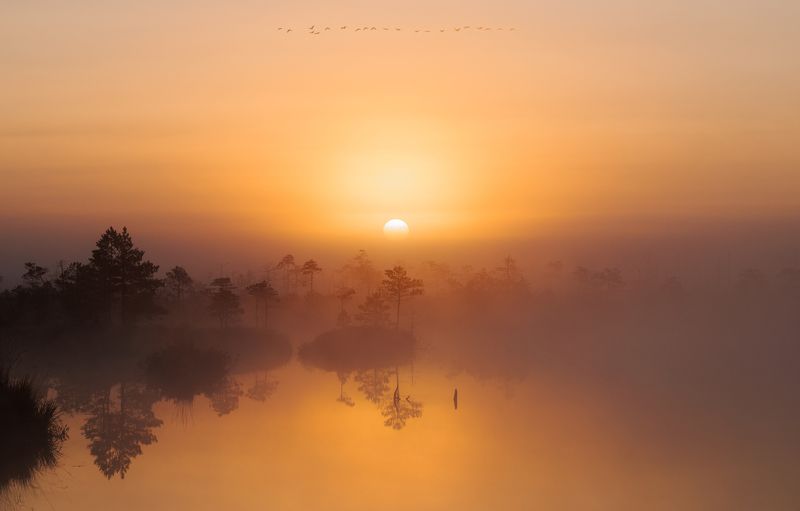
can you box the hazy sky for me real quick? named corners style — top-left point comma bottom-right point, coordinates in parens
top-left (1, 0), bottom-right (799, 252)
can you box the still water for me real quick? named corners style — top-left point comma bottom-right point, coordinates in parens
top-left (6, 323), bottom-right (800, 511)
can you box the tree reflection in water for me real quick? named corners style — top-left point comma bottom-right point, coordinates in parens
top-left (299, 326), bottom-right (423, 429)
top-left (81, 383), bottom-right (162, 479)
top-left (354, 369), bottom-right (391, 405)
top-left (246, 371), bottom-right (279, 402)
top-left (145, 343), bottom-right (241, 416)
top-left (335, 371), bottom-right (355, 407)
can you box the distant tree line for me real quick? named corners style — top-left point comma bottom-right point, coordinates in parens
top-left (0, 227), bottom-right (430, 332)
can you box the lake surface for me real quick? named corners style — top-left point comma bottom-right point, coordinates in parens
top-left (5, 318), bottom-right (800, 511)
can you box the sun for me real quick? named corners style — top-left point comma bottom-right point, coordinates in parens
top-left (383, 218), bottom-right (409, 239)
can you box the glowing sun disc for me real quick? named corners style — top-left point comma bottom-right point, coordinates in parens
top-left (383, 218), bottom-right (409, 238)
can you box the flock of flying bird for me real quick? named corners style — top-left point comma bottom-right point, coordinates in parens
top-left (277, 25), bottom-right (516, 35)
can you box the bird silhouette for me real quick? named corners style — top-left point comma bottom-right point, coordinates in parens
top-left (340, 26), bottom-right (347, 29)
top-left (287, 28), bottom-right (293, 33)
top-left (308, 25), bottom-right (315, 30)
top-left (325, 27), bottom-right (331, 30)
top-left (355, 28), bottom-right (361, 31)
top-left (278, 27), bottom-right (283, 31)
top-left (453, 388), bottom-right (458, 410)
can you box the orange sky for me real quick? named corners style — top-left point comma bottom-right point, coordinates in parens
top-left (1, 0), bottom-right (799, 245)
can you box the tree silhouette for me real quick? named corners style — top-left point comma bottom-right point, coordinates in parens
top-left (343, 250), bottom-right (378, 295)
top-left (574, 266), bottom-right (625, 291)
top-left (56, 261), bottom-right (105, 324)
top-left (11, 262), bottom-right (58, 324)
top-left (276, 255), bottom-right (296, 295)
top-left (81, 383), bottom-right (162, 480)
top-left (89, 227), bottom-right (164, 324)
top-left (382, 266), bottom-right (423, 329)
top-left (22, 262), bottom-right (48, 286)
top-left (494, 255), bottom-right (527, 292)
top-left (335, 286), bottom-right (356, 327)
top-left (301, 259), bottom-right (322, 294)
top-left (209, 277), bottom-right (243, 328)
top-left (355, 291), bottom-right (390, 327)
top-left (246, 280), bottom-right (279, 328)
top-left (165, 266), bottom-right (193, 304)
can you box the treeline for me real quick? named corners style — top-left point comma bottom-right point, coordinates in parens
top-left (3, 226), bottom-right (800, 330)
top-left (0, 227), bottom-right (427, 331)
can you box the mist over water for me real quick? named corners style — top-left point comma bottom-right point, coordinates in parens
top-left (1, 225), bottom-right (799, 510)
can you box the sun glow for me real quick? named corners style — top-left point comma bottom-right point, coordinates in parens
top-left (383, 218), bottom-right (410, 239)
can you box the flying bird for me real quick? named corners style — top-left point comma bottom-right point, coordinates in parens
top-left (277, 27), bottom-right (283, 31)
top-left (324, 27), bottom-right (330, 30)
top-left (340, 26), bottom-right (347, 29)
top-left (308, 25), bottom-right (315, 30)
top-left (287, 28), bottom-right (293, 33)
